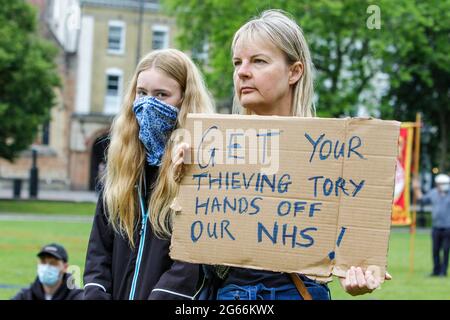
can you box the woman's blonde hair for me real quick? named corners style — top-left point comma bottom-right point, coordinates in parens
top-left (231, 9), bottom-right (315, 117)
top-left (104, 49), bottom-right (214, 245)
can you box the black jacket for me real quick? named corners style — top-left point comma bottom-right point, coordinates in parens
top-left (83, 165), bottom-right (202, 300)
top-left (12, 274), bottom-right (83, 300)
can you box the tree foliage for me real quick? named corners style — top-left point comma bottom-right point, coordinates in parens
top-left (0, 0), bottom-right (60, 161)
top-left (379, 0), bottom-right (450, 171)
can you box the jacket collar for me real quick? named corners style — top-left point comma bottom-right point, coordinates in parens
top-left (31, 273), bottom-right (71, 300)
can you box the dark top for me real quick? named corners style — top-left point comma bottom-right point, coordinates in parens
top-left (83, 165), bottom-right (201, 300)
top-left (11, 273), bottom-right (83, 300)
top-left (223, 267), bottom-right (292, 288)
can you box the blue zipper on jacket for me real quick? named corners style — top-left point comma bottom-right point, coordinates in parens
top-left (129, 187), bottom-right (148, 300)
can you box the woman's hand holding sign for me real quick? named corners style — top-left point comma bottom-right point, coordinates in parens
top-left (339, 266), bottom-right (392, 296)
top-left (173, 143), bottom-right (190, 183)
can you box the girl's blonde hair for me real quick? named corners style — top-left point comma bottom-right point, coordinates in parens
top-left (231, 9), bottom-right (315, 117)
top-left (104, 49), bottom-right (214, 245)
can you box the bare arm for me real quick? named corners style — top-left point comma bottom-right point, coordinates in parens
top-left (412, 176), bottom-right (423, 200)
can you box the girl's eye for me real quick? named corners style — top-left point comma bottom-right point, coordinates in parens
top-left (155, 92), bottom-right (167, 99)
top-left (254, 59), bottom-right (266, 64)
top-left (137, 90), bottom-right (147, 97)
top-left (233, 60), bottom-right (241, 67)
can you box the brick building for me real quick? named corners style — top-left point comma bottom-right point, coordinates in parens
top-left (0, 0), bottom-right (175, 192)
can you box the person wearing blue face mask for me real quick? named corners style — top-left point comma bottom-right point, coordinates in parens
top-left (12, 243), bottom-right (83, 300)
top-left (83, 49), bottom-right (215, 300)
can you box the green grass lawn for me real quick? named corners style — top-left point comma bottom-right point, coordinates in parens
top-left (0, 200), bottom-right (96, 216)
top-left (0, 220), bottom-right (92, 299)
top-left (329, 230), bottom-right (450, 299)
top-left (0, 200), bottom-right (449, 300)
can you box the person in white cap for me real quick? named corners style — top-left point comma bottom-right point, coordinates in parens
top-left (414, 173), bottom-right (450, 276)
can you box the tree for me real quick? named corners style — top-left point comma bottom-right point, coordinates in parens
top-left (0, 0), bottom-right (60, 161)
top-left (379, 0), bottom-right (450, 171)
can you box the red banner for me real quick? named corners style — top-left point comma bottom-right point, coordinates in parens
top-left (392, 125), bottom-right (414, 226)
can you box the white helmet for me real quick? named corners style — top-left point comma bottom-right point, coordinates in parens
top-left (435, 174), bottom-right (450, 185)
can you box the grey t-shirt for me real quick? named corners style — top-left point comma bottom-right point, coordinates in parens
top-left (422, 189), bottom-right (450, 228)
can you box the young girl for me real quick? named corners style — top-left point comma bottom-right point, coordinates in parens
top-left (173, 10), bottom-right (391, 300)
top-left (83, 49), bottom-right (214, 300)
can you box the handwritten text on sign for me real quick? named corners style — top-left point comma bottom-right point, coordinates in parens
top-left (170, 115), bottom-right (400, 279)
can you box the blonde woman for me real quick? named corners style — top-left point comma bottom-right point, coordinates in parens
top-left (83, 49), bottom-right (214, 300)
top-left (173, 10), bottom-right (391, 300)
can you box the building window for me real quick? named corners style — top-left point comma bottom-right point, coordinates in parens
top-left (108, 21), bottom-right (125, 54)
top-left (42, 121), bottom-right (50, 145)
top-left (107, 75), bottom-right (119, 95)
top-left (152, 25), bottom-right (169, 50)
top-left (104, 68), bottom-right (123, 114)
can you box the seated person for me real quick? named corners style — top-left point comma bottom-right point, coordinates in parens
top-left (12, 243), bottom-right (83, 300)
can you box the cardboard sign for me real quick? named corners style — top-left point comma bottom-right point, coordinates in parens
top-left (170, 114), bottom-right (400, 280)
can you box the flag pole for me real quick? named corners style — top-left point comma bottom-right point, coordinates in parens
top-left (409, 113), bottom-right (422, 274)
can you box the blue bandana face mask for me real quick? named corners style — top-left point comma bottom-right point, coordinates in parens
top-left (133, 96), bottom-right (179, 166)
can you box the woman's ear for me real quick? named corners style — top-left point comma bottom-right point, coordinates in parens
top-left (288, 61), bottom-right (304, 85)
